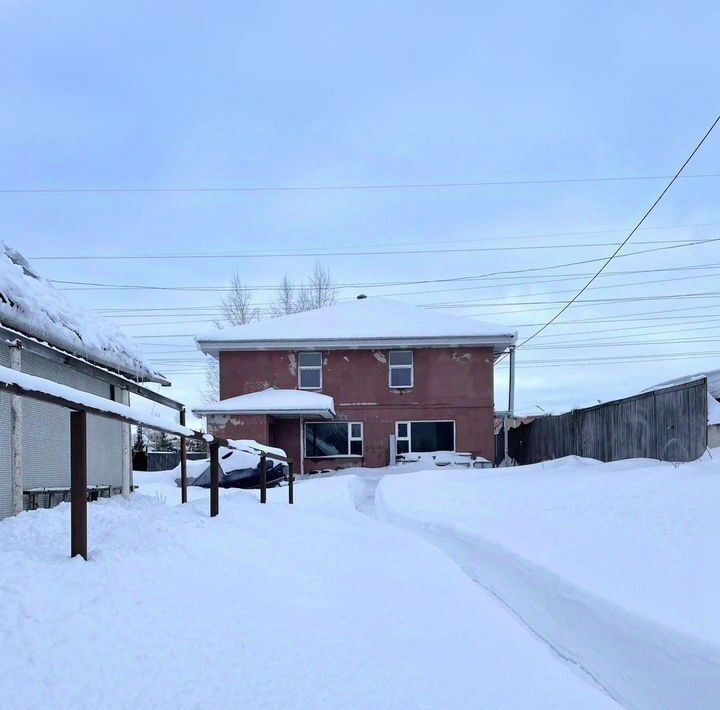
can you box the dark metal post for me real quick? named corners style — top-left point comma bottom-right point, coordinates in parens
top-left (179, 409), bottom-right (188, 504)
top-left (70, 410), bottom-right (88, 560)
top-left (210, 441), bottom-right (220, 517)
top-left (288, 460), bottom-right (294, 504)
top-left (259, 453), bottom-right (267, 504)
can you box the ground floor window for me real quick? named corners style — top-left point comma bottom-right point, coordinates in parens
top-left (305, 421), bottom-right (363, 458)
top-left (396, 420), bottom-right (455, 454)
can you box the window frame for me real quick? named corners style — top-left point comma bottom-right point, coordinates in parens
top-left (389, 350), bottom-right (414, 389)
top-left (304, 421), bottom-right (364, 459)
top-left (298, 351), bottom-right (323, 390)
top-left (395, 420), bottom-right (456, 454)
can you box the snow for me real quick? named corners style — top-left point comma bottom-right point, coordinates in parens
top-left (196, 297), bottom-right (517, 351)
top-left (650, 369), bottom-right (720, 401)
top-left (0, 243), bottom-right (165, 383)
top-left (708, 393), bottom-right (720, 425)
top-left (0, 474), bottom-right (613, 708)
top-left (375, 456), bottom-right (720, 708)
top-left (194, 387), bottom-right (335, 417)
top-left (0, 364), bottom-right (194, 436)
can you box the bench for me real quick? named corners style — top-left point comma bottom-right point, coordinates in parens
top-left (23, 485), bottom-right (138, 511)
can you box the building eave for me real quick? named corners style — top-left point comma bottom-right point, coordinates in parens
top-left (194, 407), bottom-right (336, 419)
top-left (196, 334), bottom-right (517, 358)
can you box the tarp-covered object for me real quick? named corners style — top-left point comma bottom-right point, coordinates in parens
top-left (175, 447), bottom-right (288, 489)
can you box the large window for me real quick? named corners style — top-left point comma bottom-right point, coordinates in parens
top-left (389, 350), bottom-right (413, 388)
top-left (298, 352), bottom-right (322, 389)
top-left (305, 422), bottom-right (363, 458)
top-left (395, 421), bottom-right (455, 454)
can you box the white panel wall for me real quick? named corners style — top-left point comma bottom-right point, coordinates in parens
top-left (0, 345), bottom-right (125, 519)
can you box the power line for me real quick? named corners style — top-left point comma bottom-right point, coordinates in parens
top-left (37, 237), bottom-right (712, 263)
top-left (506, 115), bottom-right (720, 356)
top-left (5, 172), bottom-right (720, 196)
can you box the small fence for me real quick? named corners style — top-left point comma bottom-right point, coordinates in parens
top-left (501, 378), bottom-right (708, 465)
top-left (133, 451), bottom-right (206, 472)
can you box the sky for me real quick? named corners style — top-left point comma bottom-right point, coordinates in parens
top-left (2, 1), bottom-right (720, 425)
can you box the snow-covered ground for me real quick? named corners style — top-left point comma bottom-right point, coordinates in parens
top-left (1, 468), bottom-right (614, 709)
top-left (7, 454), bottom-right (719, 708)
top-left (375, 454), bottom-right (720, 709)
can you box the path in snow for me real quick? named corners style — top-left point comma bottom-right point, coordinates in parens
top-left (353, 469), bottom-right (720, 710)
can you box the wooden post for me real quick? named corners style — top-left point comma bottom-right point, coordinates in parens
top-left (210, 441), bottom-right (220, 517)
top-left (259, 453), bottom-right (267, 504)
top-left (179, 409), bottom-right (188, 504)
top-left (288, 460), bottom-right (294, 505)
top-left (70, 410), bottom-right (88, 560)
top-left (9, 342), bottom-right (23, 515)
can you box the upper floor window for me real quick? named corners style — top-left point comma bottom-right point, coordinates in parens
top-left (298, 352), bottom-right (322, 389)
top-left (389, 350), bottom-right (413, 388)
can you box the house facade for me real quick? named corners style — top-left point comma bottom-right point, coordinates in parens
top-left (0, 243), bottom-right (169, 519)
top-left (195, 298), bottom-right (516, 472)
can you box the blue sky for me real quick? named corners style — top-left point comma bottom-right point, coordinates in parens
top-left (2, 1), bottom-right (720, 421)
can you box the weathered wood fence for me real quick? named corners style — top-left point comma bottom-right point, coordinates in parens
top-left (504, 379), bottom-right (708, 465)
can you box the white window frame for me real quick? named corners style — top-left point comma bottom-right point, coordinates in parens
top-left (395, 420), bottom-right (456, 454)
top-left (298, 352), bottom-right (323, 390)
top-left (389, 350), bottom-right (414, 389)
top-left (305, 421), bottom-right (364, 459)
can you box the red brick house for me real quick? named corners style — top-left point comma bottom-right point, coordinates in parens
top-left (194, 297), bottom-right (516, 472)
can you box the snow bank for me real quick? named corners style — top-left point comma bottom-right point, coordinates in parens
top-left (0, 486), bottom-right (612, 708)
top-left (375, 458), bottom-right (720, 708)
top-left (0, 242), bottom-right (165, 382)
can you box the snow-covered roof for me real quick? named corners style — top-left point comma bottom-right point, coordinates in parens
top-left (196, 297), bottom-right (517, 355)
top-left (194, 388), bottom-right (336, 418)
top-left (0, 243), bottom-right (167, 383)
top-left (650, 369), bottom-right (720, 401)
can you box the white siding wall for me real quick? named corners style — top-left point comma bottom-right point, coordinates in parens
top-left (0, 343), bottom-right (125, 519)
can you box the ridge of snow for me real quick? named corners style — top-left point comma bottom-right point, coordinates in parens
top-left (194, 388), bottom-right (335, 415)
top-left (0, 242), bottom-right (165, 382)
top-left (195, 297), bottom-right (517, 347)
top-left (0, 364), bottom-right (192, 436)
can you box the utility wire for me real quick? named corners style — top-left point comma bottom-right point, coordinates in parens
top-left (4, 172), bottom-right (720, 195)
top-left (505, 115), bottom-right (720, 358)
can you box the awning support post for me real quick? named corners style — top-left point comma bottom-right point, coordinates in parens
top-left (259, 453), bottom-right (267, 504)
top-left (70, 410), bottom-right (88, 560)
top-left (288, 461), bottom-right (294, 505)
top-left (179, 408), bottom-right (188, 504)
top-left (210, 441), bottom-right (220, 517)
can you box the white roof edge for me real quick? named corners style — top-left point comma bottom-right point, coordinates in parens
top-left (193, 407), bottom-right (335, 418)
top-left (196, 334), bottom-right (517, 355)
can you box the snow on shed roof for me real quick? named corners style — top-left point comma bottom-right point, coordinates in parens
top-left (649, 369), bottom-right (720, 401)
top-left (194, 388), bottom-right (336, 418)
top-left (196, 297), bottom-right (517, 354)
top-left (0, 243), bottom-right (167, 383)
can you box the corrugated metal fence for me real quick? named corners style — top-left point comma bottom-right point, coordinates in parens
top-left (504, 379), bottom-right (708, 465)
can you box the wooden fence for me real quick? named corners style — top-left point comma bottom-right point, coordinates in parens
top-left (503, 378), bottom-right (708, 465)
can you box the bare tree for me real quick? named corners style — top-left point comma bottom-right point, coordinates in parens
top-left (270, 261), bottom-right (337, 316)
top-left (205, 273), bottom-right (259, 401)
top-left (203, 357), bottom-right (220, 402)
top-left (215, 272), bottom-right (259, 327)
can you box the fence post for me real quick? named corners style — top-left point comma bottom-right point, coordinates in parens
top-left (260, 453), bottom-right (267, 504)
top-left (288, 460), bottom-right (294, 505)
top-left (9, 341), bottom-right (23, 515)
top-left (210, 441), bottom-right (220, 517)
top-left (179, 409), bottom-right (188, 504)
top-left (70, 410), bottom-right (88, 560)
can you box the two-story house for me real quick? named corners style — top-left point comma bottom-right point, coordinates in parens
top-left (194, 297), bottom-right (516, 472)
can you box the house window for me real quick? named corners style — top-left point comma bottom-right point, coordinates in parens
top-left (298, 352), bottom-right (322, 389)
top-left (305, 421), bottom-right (364, 458)
top-left (396, 421), bottom-right (455, 454)
top-left (389, 350), bottom-right (413, 388)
